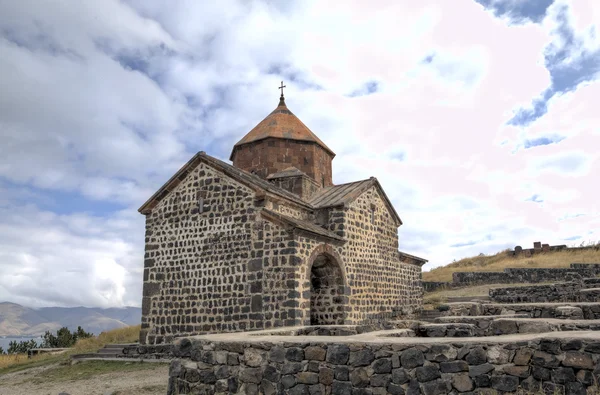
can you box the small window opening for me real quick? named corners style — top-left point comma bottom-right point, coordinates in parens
top-left (321, 176), bottom-right (325, 188)
top-left (197, 190), bottom-right (207, 214)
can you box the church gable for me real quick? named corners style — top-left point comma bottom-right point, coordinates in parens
top-left (139, 151), bottom-right (312, 215)
top-left (310, 178), bottom-right (402, 227)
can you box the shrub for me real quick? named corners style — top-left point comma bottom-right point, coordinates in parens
top-left (437, 304), bottom-right (450, 312)
top-left (41, 326), bottom-right (93, 349)
top-left (7, 339), bottom-right (38, 354)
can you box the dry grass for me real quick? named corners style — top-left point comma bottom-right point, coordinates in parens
top-left (423, 243), bottom-right (600, 283)
top-left (73, 324), bottom-right (140, 353)
top-left (0, 325), bottom-right (141, 374)
top-left (423, 282), bottom-right (556, 305)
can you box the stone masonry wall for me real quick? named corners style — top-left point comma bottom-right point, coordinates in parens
top-left (309, 186), bottom-right (422, 322)
top-left (141, 163), bottom-right (422, 344)
top-left (452, 265), bottom-right (600, 286)
top-left (140, 163), bottom-right (317, 344)
top-left (140, 163), bottom-right (259, 344)
top-left (489, 282), bottom-right (583, 303)
top-left (232, 138), bottom-right (333, 187)
top-left (168, 336), bottom-right (600, 395)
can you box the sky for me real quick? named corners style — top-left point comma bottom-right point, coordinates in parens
top-left (0, 0), bottom-right (599, 309)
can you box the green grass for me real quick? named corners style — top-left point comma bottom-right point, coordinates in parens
top-left (26, 360), bottom-right (165, 384)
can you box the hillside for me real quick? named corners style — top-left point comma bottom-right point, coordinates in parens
top-left (423, 243), bottom-right (600, 283)
top-left (0, 302), bottom-right (141, 336)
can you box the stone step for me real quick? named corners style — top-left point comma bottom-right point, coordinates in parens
top-left (103, 343), bottom-right (137, 349)
top-left (71, 353), bottom-right (122, 360)
top-left (98, 348), bottom-right (123, 355)
top-left (447, 296), bottom-right (490, 303)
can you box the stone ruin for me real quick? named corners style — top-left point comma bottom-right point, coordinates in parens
top-left (161, 267), bottom-right (600, 394)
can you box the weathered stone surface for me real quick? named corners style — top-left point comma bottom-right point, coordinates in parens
top-left (532, 366), bottom-right (551, 381)
top-left (239, 367), bottom-right (261, 384)
top-left (286, 347), bottom-right (305, 362)
top-left (289, 384), bottom-right (310, 395)
top-left (491, 375), bottom-right (519, 392)
top-left (503, 365), bottom-right (529, 378)
top-left (349, 349), bottom-right (375, 367)
top-left (372, 358), bottom-right (392, 373)
top-left (387, 383), bottom-right (405, 395)
top-left (468, 363), bottom-right (494, 377)
top-left (426, 344), bottom-right (458, 362)
top-left (512, 347), bottom-right (534, 365)
top-left (416, 365), bottom-right (441, 382)
top-left (576, 369), bottom-right (594, 385)
top-left (486, 345), bottom-right (512, 364)
top-left (297, 372), bottom-right (319, 385)
top-left (327, 345), bottom-right (350, 365)
top-left (281, 375), bottom-right (296, 389)
top-left (305, 346), bottom-right (326, 361)
top-left (350, 368), bottom-right (370, 388)
top-left (391, 368), bottom-right (410, 384)
top-left (420, 379), bottom-right (451, 395)
top-left (465, 347), bottom-right (487, 365)
top-left (370, 374), bottom-right (391, 387)
top-left (400, 348), bottom-right (424, 369)
top-left (532, 350), bottom-right (560, 368)
top-left (551, 367), bottom-right (576, 384)
top-left (562, 351), bottom-right (594, 369)
top-left (319, 367), bottom-right (334, 385)
top-left (452, 373), bottom-right (474, 393)
top-left (440, 360), bottom-right (468, 373)
top-left (331, 380), bottom-right (352, 395)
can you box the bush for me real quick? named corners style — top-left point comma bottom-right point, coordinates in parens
top-left (437, 304), bottom-right (450, 312)
top-left (0, 346), bottom-right (4, 354)
top-left (7, 339), bottom-right (38, 354)
top-left (41, 326), bottom-right (93, 348)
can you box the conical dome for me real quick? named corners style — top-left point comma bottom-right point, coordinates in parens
top-left (230, 97), bottom-right (335, 159)
top-left (230, 96), bottom-right (335, 188)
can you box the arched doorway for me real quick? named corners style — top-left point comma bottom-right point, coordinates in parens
top-left (310, 253), bottom-right (346, 325)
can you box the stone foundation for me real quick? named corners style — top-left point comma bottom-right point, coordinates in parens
top-left (489, 282), bottom-right (582, 303)
top-left (451, 264), bottom-right (600, 286)
top-left (167, 331), bottom-right (600, 394)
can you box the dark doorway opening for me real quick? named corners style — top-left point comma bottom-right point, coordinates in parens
top-left (310, 254), bottom-right (345, 325)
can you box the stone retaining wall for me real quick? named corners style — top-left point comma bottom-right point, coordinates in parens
top-left (489, 282), bottom-right (582, 303)
top-left (422, 281), bottom-right (452, 292)
top-left (447, 303), bottom-right (600, 320)
top-left (452, 264), bottom-right (600, 286)
top-left (121, 343), bottom-right (174, 359)
top-left (168, 335), bottom-right (600, 394)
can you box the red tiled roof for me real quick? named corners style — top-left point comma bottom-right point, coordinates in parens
top-left (230, 98), bottom-right (335, 160)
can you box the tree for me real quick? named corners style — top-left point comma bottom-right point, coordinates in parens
top-left (0, 346), bottom-right (4, 354)
top-left (41, 326), bottom-right (93, 348)
top-left (7, 339), bottom-right (38, 354)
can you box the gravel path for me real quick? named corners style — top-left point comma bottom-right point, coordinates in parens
top-left (0, 362), bottom-right (169, 395)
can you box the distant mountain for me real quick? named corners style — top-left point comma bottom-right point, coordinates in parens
top-left (0, 302), bottom-right (141, 336)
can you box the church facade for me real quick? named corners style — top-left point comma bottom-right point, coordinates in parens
top-left (138, 90), bottom-right (426, 345)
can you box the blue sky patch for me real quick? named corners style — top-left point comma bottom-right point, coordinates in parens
top-left (524, 135), bottom-right (565, 149)
top-left (475, 0), bottom-right (554, 24)
top-left (509, 4), bottom-right (600, 126)
top-left (527, 194), bottom-right (544, 203)
top-left (347, 81), bottom-right (379, 98)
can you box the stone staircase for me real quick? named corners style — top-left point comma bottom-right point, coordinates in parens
top-left (418, 309), bottom-right (444, 322)
top-left (71, 343), bottom-right (134, 360)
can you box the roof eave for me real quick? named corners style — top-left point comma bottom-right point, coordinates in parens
top-left (230, 136), bottom-right (336, 160)
top-left (139, 152), bottom-right (314, 215)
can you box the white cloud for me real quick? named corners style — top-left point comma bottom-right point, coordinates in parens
top-left (0, 0), bottom-right (598, 307)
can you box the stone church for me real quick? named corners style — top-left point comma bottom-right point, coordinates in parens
top-left (138, 88), bottom-right (427, 345)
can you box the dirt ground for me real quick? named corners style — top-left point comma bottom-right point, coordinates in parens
top-left (0, 361), bottom-right (169, 395)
